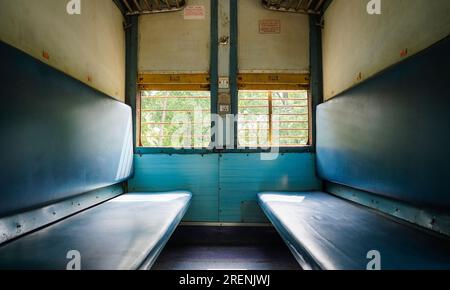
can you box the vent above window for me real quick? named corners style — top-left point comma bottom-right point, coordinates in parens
top-left (121, 0), bottom-right (186, 15)
top-left (262, 0), bottom-right (326, 14)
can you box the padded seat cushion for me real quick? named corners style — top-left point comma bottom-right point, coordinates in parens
top-left (258, 192), bottom-right (450, 270)
top-left (0, 191), bottom-right (191, 270)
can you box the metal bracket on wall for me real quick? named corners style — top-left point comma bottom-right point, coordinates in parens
top-left (121, 0), bottom-right (186, 15)
top-left (262, 0), bottom-right (327, 15)
top-left (325, 182), bottom-right (450, 238)
top-left (0, 184), bottom-right (124, 245)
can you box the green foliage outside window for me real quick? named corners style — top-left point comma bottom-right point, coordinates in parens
top-left (140, 91), bottom-right (211, 148)
top-left (139, 90), bottom-right (309, 148)
top-left (238, 91), bottom-right (309, 147)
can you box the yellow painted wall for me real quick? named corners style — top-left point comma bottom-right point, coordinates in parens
top-left (238, 0), bottom-right (310, 73)
top-left (0, 0), bottom-right (125, 101)
top-left (138, 0), bottom-right (211, 73)
top-left (323, 0), bottom-right (450, 100)
top-left (138, 0), bottom-right (310, 74)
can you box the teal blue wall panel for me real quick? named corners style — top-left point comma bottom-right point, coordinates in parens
top-left (129, 153), bottom-right (321, 223)
top-left (128, 154), bottom-right (219, 222)
top-left (317, 37), bottom-right (450, 210)
top-left (0, 41), bottom-right (132, 218)
top-left (219, 153), bottom-right (322, 222)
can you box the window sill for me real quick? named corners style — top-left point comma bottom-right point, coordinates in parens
top-left (135, 146), bottom-right (314, 155)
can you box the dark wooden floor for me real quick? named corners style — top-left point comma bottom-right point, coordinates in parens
top-left (152, 226), bottom-right (301, 270)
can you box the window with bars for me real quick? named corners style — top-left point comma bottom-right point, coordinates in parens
top-left (238, 90), bottom-right (309, 148)
top-left (139, 91), bottom-right (211, 148)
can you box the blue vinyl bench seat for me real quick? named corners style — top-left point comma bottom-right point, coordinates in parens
top-left (258, 192), bottom-right (450, 270)
top-left (0, 191), bottom-right (191, 270)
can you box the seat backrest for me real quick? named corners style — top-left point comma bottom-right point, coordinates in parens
top-left (0, 41), bottom-right (133, 218)
top-left (316, 37), bottom-right (450, 210)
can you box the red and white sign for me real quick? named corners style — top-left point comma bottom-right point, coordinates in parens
top-left (259, 19), bottom-right (281, 34)
top-left (184, 5), bottom-right (206, 20)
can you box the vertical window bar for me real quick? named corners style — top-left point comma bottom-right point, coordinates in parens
top-left (268, 91), bottom-right (273, 145)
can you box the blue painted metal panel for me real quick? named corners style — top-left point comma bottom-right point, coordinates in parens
top-left (0, 41), bottom-right (133, 217)
top-left (128, 154), bottom-right (220, 222)
top-left (317, 37), bottom-right (450, 210)
top-left (219, 153), bottom-right (322, 222)
top-left (129, 153), bottom-right (320, 223)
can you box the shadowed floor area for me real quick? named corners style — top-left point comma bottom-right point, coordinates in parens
top-left (152, 226), bottom-right (301, 270)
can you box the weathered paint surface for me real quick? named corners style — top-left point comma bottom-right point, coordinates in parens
top-left (138, 0), bottom-right (211, 73)
top-left (0, 0), bottom-right (126, 101)
top-left (323, 0), bottom-right (450, 100)
top-left (238, 0), bottom-right (310, 73)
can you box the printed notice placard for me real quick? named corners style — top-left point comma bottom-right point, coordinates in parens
top-left (184, 5), bottom-right (206, 20)
top-left (259, 19), bottom-right (281, 34)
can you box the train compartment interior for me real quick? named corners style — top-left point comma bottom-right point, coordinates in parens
top-left (0, 0), bottom-right (450, 274)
